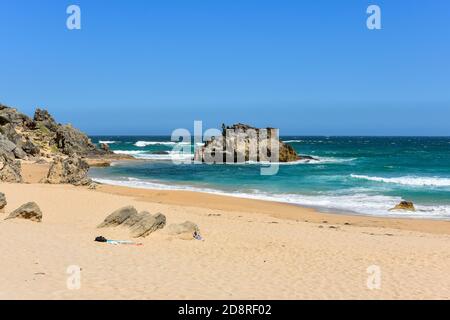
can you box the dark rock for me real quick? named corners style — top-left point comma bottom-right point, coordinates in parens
top-left (0, 106), bottom-right (32, 126)
top-left (389, 201), bottom-right (416, 212)
top-left (55, 124), bottom-right (107, 156)
top-left (0, 192), bottom-right (6, 209)
top-left (33, 108), bottom-right (59, 132)
top-left (100, 143), bottom-right (110, 152)
top-left (43, 156), bottom-right (91, 186)
top-left (13, 147), bottom-right (27, 160)
top-left (5, 202), bottom-right (42, 222)
top-left (22, 139), bottom-right (40, 156)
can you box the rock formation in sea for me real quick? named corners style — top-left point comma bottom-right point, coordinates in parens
top-left (389, 201), bottom-right (416, 212)
top-left (194, 123), bottom-right (310, 163)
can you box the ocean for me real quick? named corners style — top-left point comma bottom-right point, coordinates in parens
top-left (89, 136), bottom-right (450, 219)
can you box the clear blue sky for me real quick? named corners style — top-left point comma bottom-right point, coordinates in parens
top-left (1, 0), bottom-right (449, 135)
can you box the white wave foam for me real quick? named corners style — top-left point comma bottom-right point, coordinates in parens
top-left (351, 174), bottom-right (450, 187)
top-left (113, 150), bottom-right (353, 165)
top-left (91, 177), bottom-right (450, 218)
top-left (283, 140), bottom-right (303, 143)
top-left (134, 141), bottom-right (192, 147)
top-left (113, 150), bottom-right (193, 160)
top-left (99, 140), bottom-right (116, 144)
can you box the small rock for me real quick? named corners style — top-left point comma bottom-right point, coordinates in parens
top-left (0, 192), bottom-right (6, 209)
top-left (5, 202), bottom-right (42, 222)
top-left (100, 143), bottom-right (110, 152)
top-left (389, 201), bottom-right (416, 212)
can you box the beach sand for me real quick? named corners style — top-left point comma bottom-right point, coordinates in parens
top-left (1, 163), bottom-right (450, 299)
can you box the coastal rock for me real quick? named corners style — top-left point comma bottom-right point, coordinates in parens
top-left (98, 206), bottom-right (167, 238)
top-left (13, 146), bottom-right (27, 160)
top-left (0, 152), bottom-right (22, 182)
top-left (55, 124), bottom-right (111, 157)
top-left (5, 202), bottom-right (42, 222)
top-left (0, 192), bottom-right (7, 209)
top-left (100, 143), bottom-right (110, 152)
top-left (0, 105), bottom-right (32, 127)
top-left (21, 138), bottom-right (40, 156)
top-left (98, 206), bottom-right (139, 228)
top-left (389, 201), bottom-right (416, 212)
top-left (194, 123), bottom-right (301, 163)
top-left (0, 134), bottom-right (17, 156)
top-left (130, 212), bottom-right (166, 238)
top-left (33, 108), bottom-right (59, 132)
top-left (166, 221), bottom-right (200, 237)
top-left (44, 156), bottom-right (91, 186)
top-left (0, 102), bottom-right (118, 165)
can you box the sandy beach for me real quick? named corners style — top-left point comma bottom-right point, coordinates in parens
top-left (0, 163), bottom-right (449, 300)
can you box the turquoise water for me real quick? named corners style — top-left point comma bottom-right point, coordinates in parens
top-left (89, 136), bottom-right (450, 219)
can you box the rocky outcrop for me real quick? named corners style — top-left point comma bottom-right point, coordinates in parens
top-left (389, 201), bottom-right (416, 212)
top-left (5, 202), bottom-right (42, 222)
top-left (98, 206), bottom-right (167, 238)
top-left (194, 123), bottom-right (302, 163)
top-left (55, 124), bottom-right (106, 156)
top-left (43, 156), bottom-right (91, 186)
top-left (0, 192), bottom-right (7, 210)
top-left (33, 108), bottom-right (59, 132)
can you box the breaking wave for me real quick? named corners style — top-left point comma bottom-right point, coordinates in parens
top-left (351, 174), bottom-right (450, 187)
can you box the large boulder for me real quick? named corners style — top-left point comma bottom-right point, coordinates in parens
top-left (0, 134), bottom-right (17, 158)
top-left (0, 192), bottom-right (7, 209)
top-left (130, 212), bottom-right (166, 238)
top-left (21, 138), bottom-right (40, 156)
top-left (166, 221), bottom-right (200, 236)
top-left (0, 152), bottom-right (22, 182)
top-left (55, 124), bottom-right (107, 156)
top-left (5, 202), bottom-right (42, 222)
top-left (98, 206), bottom-right (139, 228)
top-left (44, 156), bottom-right (91, 185)
top-left (98, 206), bottom-right (167, 238)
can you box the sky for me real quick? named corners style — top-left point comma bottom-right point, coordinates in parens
top-left (0, 0), bottom-right (449, 135)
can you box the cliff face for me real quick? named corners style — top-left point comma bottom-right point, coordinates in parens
top-left (0, 103), bottom-right (111, 182)
top-left (194, 123), bottom-right (301, 163)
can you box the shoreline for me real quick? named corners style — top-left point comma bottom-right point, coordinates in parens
top-left (2, 162), bottom-right (450, 299)
top-left (23, 161), bottom-right (450, 235)
top-left (95, 183), bottom-right (450, 235)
